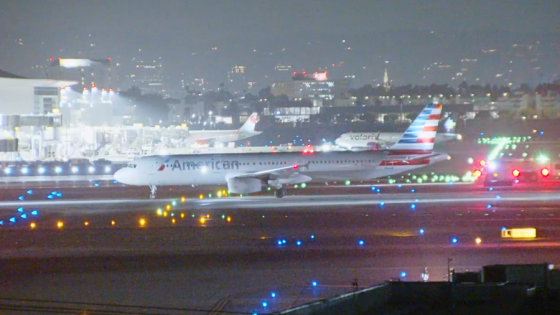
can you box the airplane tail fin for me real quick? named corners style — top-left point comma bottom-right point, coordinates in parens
top-left (388, 103), bottom-right (443, 155)
top-left (239, 112), bottom-right (258, 133)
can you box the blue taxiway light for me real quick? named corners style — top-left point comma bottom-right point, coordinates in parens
top-left (312, 281), bottom-right (317, 286)
top-left (94, 183), bottom-right (100, 187)
top-left (401, 272), bottom-right (407, 277)
top-left (496, 195), bottom-right (501, 199)
top-left (0, 221), bottom-right (3, 225)
top-left (376, 189), bottom-right (380, 193)
top-left (370, 186), bottom-right (376, 191)
top-left (489, 187), bottom-right (494, 191)
top-left (17, 207), bottom-right (23, 212)
top-left (411, 189), bottom-right (415, 192)
top-left (359, 240), bottom-right (364, 245)
top-left (501, 227), bottom-right (506, 231)
top-left (410, 204), bottom-right (416, 209)
top-left (282, 239), bottom-right (286, 244)
top-left (9, 217), bottom-right (16, 223)
top-left (452, 238), bottom-right (458, 244)
top-left (57, 193), bottom-right (62, 197)
top-left (271, 292), bottom-right (276, 298)
top-left (31, 210), bottom-right (38, 216)
top-left (380, 202), bottom-right (385, 206)
top-left (487, 204), bottom-right (492, 209)
top-left (47, 195), bottom-right (53, 199)
top-left (262, 302), bottom-right (268, 307)
top-left (26, 190), bottom-right (33, 194)
top-left (113, 180), bottom-right (118, 184)
top-left (51, 191), bottom-right (57, 195)
top-left (296, 241), bottom-right (302, 246)
top-left (310, 235), bottom-right (315, 239)
top-left (419, 229), bottom-right (424, 234)
top-left (18, 196), bottom-right (24, 201)
top-left (277, 240), bottom-right (282, 245)
top-left (21, 214), bottom-right (27, 219)
top-left (398, 184), bottom-right (402, 188)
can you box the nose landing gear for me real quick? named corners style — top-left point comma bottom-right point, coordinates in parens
top-left (149, 185), bottom-right (157, 199)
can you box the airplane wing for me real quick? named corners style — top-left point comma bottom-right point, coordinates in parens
top-left (229, 162), bottom-right (310, 181)
top-left (380, 153), bottom-right (448, 166)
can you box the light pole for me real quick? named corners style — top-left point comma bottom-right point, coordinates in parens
top-left (448, 257), bottom-right (454, 282)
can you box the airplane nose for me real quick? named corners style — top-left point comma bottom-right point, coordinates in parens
top-left (113, 168), bottom-right (129, 184)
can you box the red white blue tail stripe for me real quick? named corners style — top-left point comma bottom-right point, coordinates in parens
top-left (388, 103), bottom-right (443, 155)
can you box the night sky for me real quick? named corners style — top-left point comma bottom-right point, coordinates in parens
top-left (0, 0), bottom-right (558, 88)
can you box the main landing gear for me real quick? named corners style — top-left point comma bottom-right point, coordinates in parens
top-left (149, 185), bottom-right (157, 199)
top-left (275, 187), bottom-right (286, 198)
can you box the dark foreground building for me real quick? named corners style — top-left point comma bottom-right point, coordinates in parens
top-left (277, 263), bottom-right (560, 315)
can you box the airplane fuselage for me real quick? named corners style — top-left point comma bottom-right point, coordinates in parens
top-left (115, 151), bottom-right (448, 187)
top-left (187, 130), bottom-right (262, 144)
top-left (335, 133), bottom-right (459, 151)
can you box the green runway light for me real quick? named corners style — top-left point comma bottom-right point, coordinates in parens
top-left (301, 183), bottom-right (307, 188)
top-left (345, 180), bottom-right (351, 185)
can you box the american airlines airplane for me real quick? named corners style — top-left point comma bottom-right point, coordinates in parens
top-left (114, 104), bottom-right (449, 198)
top-left (334, 116), bottom-right (461, 151)
top-left (187, 112), bottom-right (261, 145)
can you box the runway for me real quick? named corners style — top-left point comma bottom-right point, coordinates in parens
top-left (2, 190), bottom-right (560, 212)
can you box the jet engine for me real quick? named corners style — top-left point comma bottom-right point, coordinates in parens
top-left (227, 177), bottom-right (262, 194)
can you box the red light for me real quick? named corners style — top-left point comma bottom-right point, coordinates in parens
top-left (512, 169), bottom-right (520, 177)
top-left (302, 71), bottom-right (307, 75)
top-left (292, 72), bottom-right (297, 76)
top-left (109, 88), bottom-right (114, 92)
top-left (479, 160), bottom-right (486, 167)
top-left (49, 57), bottom-right (53, 62)
top-left (473, 170), bottom-right (482, 178)
top-left (108, 57), bottom-right (112, 61)
top-left (83, 87), bottom-right (88, 91)
top-left (541, 168), bottom-right (550, 177)
top-left (293, 164), bottom-right (299, 169)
